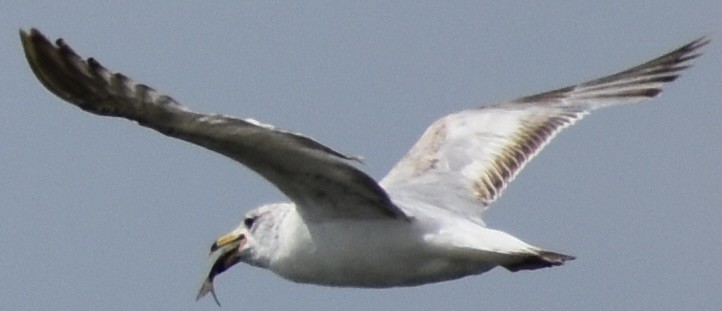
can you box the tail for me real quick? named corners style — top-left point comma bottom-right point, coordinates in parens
top-left (502, 250), bottom-right (575, 272)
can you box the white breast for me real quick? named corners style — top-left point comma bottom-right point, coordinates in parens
top-left (267, 208), bottom-right (497, 287)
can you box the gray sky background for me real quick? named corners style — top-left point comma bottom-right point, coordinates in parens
top-left (2, 1), bottom-right (721, 310)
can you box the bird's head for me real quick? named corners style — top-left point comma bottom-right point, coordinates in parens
top-left (196, 204), bottom-right (287, 306)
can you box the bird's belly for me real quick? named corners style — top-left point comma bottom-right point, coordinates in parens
top-left (283, 256), bottom-right (494, 288)
top-left (269, 219), bottom-right (494, 287)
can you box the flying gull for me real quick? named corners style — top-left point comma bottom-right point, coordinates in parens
top-left (20, 28), bottom-right (708, 306)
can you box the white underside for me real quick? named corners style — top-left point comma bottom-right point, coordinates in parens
top-left (266, 201), bottom-right (540, 287)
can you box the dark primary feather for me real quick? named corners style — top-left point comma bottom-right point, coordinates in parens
top-left (513, 36), bottom-right (709, 104)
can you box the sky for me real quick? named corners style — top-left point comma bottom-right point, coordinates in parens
top-left (2, 1), bottom-right (721, 310)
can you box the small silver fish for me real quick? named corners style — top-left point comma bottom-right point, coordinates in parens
top-left (196, 247), bottom-right (241, 306)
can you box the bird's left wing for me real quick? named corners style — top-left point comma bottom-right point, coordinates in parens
top-left (21, 28), bottom-right (407, 222)
top-left (381, 36), bottom-right (708, 223)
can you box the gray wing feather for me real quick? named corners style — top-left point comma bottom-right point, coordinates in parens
top-left (381, 37), bottom-right (708, 221)
top-left (21, 28), bottom-right (407, 222)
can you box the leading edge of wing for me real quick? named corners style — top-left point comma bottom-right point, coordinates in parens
top-left (20, 28), bottom-right (408, 222)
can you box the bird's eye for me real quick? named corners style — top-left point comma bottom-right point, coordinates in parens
top-left (243, 217), bottom-right (255, 229)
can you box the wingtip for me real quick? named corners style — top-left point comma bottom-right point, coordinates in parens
top-left (19, 28), bottom-right (56, 60)
top-left (672, 35), bottom-right (712, 65)
top-left (692, 34), bottom-right (713, 48)
top-left (687, 36), bottom-right (711, 62)
top-left (19, 27), bottom-right (45, 43)
top-left (18, 27), bottom-right (35, 36)
top-left (18, 28), bottom-right (33, 46)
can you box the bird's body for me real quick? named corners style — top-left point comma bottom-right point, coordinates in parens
top-left (19, 28), bottom-right (708, 305)
top-left (255, 202), bottom-right (539, 287)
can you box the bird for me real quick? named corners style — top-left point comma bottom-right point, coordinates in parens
top-left (20, 28), bottom-right (708, 306)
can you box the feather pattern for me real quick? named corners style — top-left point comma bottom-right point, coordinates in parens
top-left (20, 28), bottom-right (408, 222)
top-left (381, 37), bottom-right (709, 221)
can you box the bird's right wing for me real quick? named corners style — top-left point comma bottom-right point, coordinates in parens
top-left (381, 37), bottom-right (709, 222)
top-left (21, 28), bottom-right (408, 222)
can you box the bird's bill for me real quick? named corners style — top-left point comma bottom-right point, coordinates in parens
top-left (209, 231), bottom-right (246, 254)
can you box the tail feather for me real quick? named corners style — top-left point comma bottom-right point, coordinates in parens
top-left (502, 250), bottom-right (575, 272)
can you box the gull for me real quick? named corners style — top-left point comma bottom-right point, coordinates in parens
top-left (20, 28), bottom-right (708, 306)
